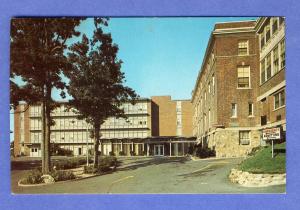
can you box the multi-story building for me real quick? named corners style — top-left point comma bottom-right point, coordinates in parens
top-left (192, 20), bottom-right (261, 157)
top-left (255, 17), bottom-right (286, 134)
top-left (14, 96), bottom-right (195, 157)
top-left (192, 18), bottom-right (286, 158)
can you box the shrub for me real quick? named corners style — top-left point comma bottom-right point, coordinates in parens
top-left (21, 169), bottom-right (43, 184)
top-left (52, 157), bottom-right (92, 170)
top-left (119, 151), bottom-right (125, 156)
top-left (91, 156), bottom-right (118, 173)
top-left (109, 151), bottom-right (115, 156)
top-left (130, 150), bottom-right (136, 156)
top-left (50, 170), bottom-right (76, 181)
top-left (193, 146), bottom-right (215, 158)
top-left (83, 165), bottom-right (97, 174)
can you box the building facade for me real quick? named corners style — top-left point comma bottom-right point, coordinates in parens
top-left (255, 17), bottom-right (286, 133)
top-left (192, 18), bottom-right (286, 158)
top-left (14, 96), bottom-right (195, 157)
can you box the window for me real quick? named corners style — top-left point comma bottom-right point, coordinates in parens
top-left (248, 103), bottom-right (254, 116)
top-left (237, 66), bottom-right (250, 88)
top-left (239, 131), bottom-right (250, 145)
top-left (265, 21), bottom-right (271, 42)
top-left (272, 17), bottom-right (278, 34)
top-left (238, 40), bottom-right (249, 55)
top-left (274, 90), bottom-right (285, 109)
top-left (266, 54), bottom-right (272, 79)
top-left (273, 46), bottom-right (279, 74)
top-left (261, 115), bottom-right (267, 126)
top-left (231, 103), bottom-right (237, 118)
top-left (261, 60), bottom-right (266, 84)
top-left (280, 39), bottom-right (285, 69)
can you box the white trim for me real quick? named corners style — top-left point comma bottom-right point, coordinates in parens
top-left (257, 81), bottom-right (286, 101)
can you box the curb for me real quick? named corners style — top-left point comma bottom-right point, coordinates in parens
top-left (17, 170), bottom-right (115, 187)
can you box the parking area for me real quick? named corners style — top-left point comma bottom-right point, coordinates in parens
top-left (11, 156), bottom-right (285, 194)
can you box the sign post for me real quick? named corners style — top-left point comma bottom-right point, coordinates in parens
top-left (262, 127), bottom-right (281, 158)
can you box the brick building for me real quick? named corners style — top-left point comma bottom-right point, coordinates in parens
top-left (13, 96), bottom-right (195, 157)
top-left (192, 18), bottom-right (286, 158)
top-left (255, 17), bottom-right (286, 133)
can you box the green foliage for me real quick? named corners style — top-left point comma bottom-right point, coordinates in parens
top-left (50, 170), bottom-right (76, 181)
top-left (193, 145), bottom-right (215, 158)
top-left (10, 18), bottom-right (85, 174)
top-left (119, 151), bottom-right (125, 156)
top-left (239, 142), bottom-right (286, 174)
top-left (97, 156), bottom-right (117, 172)
top-left (52, 157), bottom-right (92, 170)
top-left (130, 151), bottom-right (136, 156)
top-left (10, 18), bottom-right (84, 108)
top-left (83, 165), bottom-right (98, 174)
top-left (66, 18), bottom-right (138, 166)
top-left (84, 156), bottom-right (117, 174)
top-left (21, 169), bottom-right (43, 184)
top-left (109, 151), bottom-right (115, 156)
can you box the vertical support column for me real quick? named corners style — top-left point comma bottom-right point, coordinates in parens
top-left (169, 142), bottom-right (172, 157)
top-left (142, 143), bottom-right (145, 155)
top-left (147, 144), bottom-right (150, 156)
top-left (111, 141), bottom-right (113, 154)
top-left (162, 145), bottom-right (165, 156)
top-left (182, 142), bottom-right (185, 156)
top-left (132, 142), bottom-right (134, 154)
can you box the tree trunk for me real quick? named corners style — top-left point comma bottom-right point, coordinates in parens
top-left (93, 122), bottom-right (100, 168)
top-left (44, 101), bottom-right (51, 174)
top-left (41, 101), bottom-right (46, 174)
top-left (43, 85), bottom-right (52, 174)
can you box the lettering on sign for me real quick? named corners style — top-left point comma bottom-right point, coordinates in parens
top-left (262, 127), bottom-right (281, 140)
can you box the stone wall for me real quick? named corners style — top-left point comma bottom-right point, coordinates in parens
top-left (229, 168), bottom-right (286, 187)
top-left (213, 129), bottom-right (261, 158)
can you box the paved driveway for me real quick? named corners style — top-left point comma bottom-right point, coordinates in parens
top-left (11, 156), bottom-right (285, 194)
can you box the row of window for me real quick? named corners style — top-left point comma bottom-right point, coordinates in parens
top-left (231, 103), bottom-right (254, 118)
top-left (31, 129), bottom-right (150, 144)
top-left (30, 102), bottom-right (149, 117)
top-left (30, 116), bottom-right (149, 130)
top-left (260, 17), bottom-right (285, 50)
top-left (260, 40), bottom-right (285, 84)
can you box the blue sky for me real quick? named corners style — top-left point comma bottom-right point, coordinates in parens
top-left (11, 17), bottom-right (257, 140)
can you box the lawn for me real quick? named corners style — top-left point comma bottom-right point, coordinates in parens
top-left (238, 142), bottom-right (286, 174)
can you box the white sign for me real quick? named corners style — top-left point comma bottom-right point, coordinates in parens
top-left (262, 127), bottom-right (281, 140)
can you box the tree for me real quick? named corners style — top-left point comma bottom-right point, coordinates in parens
top-left (66, 18), bottom-right (138, 167)
top-left (10, 18), bottom-right (84, 174)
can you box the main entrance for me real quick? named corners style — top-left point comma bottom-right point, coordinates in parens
top-left (154, 145), bottom-right (164, 156)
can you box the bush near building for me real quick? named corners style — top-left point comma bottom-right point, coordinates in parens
top-left (52, 157), bottom-right (92, 170)
top-left (192, 144), bottom-right (216, 158)
top-left (20, 168), bottom-right (76, 184)
top-left (238, 142), bottom-right (286, 174)
top-left (84, 156), bottom-right (118, 174)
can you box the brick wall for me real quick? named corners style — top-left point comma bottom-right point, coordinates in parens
top-left (181, 100), bottom-right (193, 136)
top-left (151, 96), bottom-right (177, 136)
